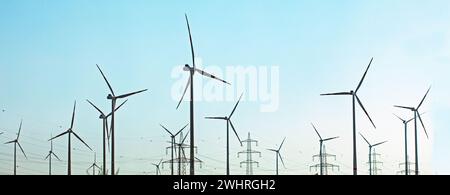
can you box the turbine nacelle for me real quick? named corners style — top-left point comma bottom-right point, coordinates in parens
top-left (107, 94), bottom-right (114, 100)
top-left (183, 64), bottom-right (192, 71)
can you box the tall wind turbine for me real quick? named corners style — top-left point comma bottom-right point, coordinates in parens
top-left (160, 123), bottom-right (188, 175)
top-left (321, 58), bottom-right (376, 175)
top-left (394, 87), bottom-right (430, 175)
top-left (267, 138), bottom-right (286, 175)
top-left (176, 14), bottom-right (230, 175)
top-left (96, 64), bottom-right (148, 175)
top-left (394, 113), bottom-right (424, 175)
top-left (4, 120), bottom-right (27, 175)
top-left (205, 94), bottom-right (244, 175)
top-left (50, 101), bottom-right (92, 175)
top-left (86, 99), bottom-right (128, 175)
top-left (45, 135), bottom-right (61, 175)
top-left (311, 123), bottom-right (339, 175)
top-left (152, 159), bottom-right (163, 175)
top-left (359, 133), bottom-right (387, 175)
top-left (87, 153), bottom-right (101, 176)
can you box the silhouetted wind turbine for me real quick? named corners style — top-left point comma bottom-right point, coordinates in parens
top-left (152, 159), bottom-right (163, 175)
top-left (45, 135), bottom-right (61, 175)
top-left (86, 99), bottom-right (127, 175)
top-left (359, 133), bottom-right (387, 175)
top-left (394, 113), bottom-right (424, 175)
top-left (205, 94), bottom-right (244, 175)
top-left (160, 123), bottom-right (188, 175)
top-left (174, 131), bottom-right (191, 175)
top-left (4, 120), bottom-right (27, 175)
top-left (176, 14), bottom-right (230, 175)
top-left (311, 123), bottom-right (339, 175)
top-left (49, 101), bottom-right (92, 175)
top-left (394, 87), bottom-right (431, 175)
top-left (267, 138), bottom-right (286, 175)
top-left (87, 153), bottom-right (101, 176)
top-left (321, 58), bottom-right (376, 175)
top-left (96, 64), bottom-right (148, 175)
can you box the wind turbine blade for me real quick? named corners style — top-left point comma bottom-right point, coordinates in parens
top-left (320, 92), bottom-right (352, 96)
top-left (181, 131), bottom-right (190, 144)
top-left (72, 131), bottom-right (93, 151)
top-left (52, 152), bottom-right (61, 161)
top-left (105, 119), bottom-right (111, 152)
top-left (229, 120), bottom-right (243, 146)
top-left (278, 137), bottom-right (286, 151)
top-left (96, 64), bottom-right (115, 96)
top-left (393, 113), bottom-right (405, 122)
top-left (4, 140), bottom-right (15, 144)
top-left (356, 95), bottom-right (376, 129)
top-left (417, 111), bottom-right (429, 139)
top-left (49, 131), bottom-right (69, 141)
top-left (94, 164), bottom-right (101, 169)
top-left (160, 124), bottom-right (174, 136)
top-left (159, 159), bottom-right (163, 166)
top-left (195, 68), bottom-right (231, 85)
top-left (106, 99), bottom-right (128, 117)
top-left (355, 57), bottom-right (373, 93)
top-left (17, 142), bottom-right (27, 159)
top-left (86, 99), bottom-right (104, 116)
top-left (174, 124), bottom-right (189, 137)
top-left (373, 141), bottom-right (388, 147)
top-left (185, 14), bottom-right (195, 70)
top-left (116, 89), bottom-right (148, 99)
top-left (17, 120), bottom-right (23, 140)
top-left (394, 105), bottom-right (415, 111)
top-left (70, 101), bottom-right (76, 129)
top-left (323, 136), bottom-right (339, 142)
top-left (176, 76), bottom-right (191, 110)
top-left (311, 123), bottom-right (322, 140)
top-left (417, 87), bottom-right (431, 109)
top-left (278, 152), bottom-right (286, 168)
top-left (45, 153), bottom-right (50, 160)
top-left (205, 116), bottom-right (227, 120)
top-left (359, 133), bottom-right (371, 146)
top-left (267, 149), bottom-right (277, 152)
top-left (229, 93), bottom-right (243, 118)
top-left (407, 112), bottom-right (426, 123)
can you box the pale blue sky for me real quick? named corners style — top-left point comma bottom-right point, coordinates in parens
top-left (1, 1), bottom-right (450, 175)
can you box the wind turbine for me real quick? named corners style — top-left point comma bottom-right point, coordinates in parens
top-left (394, 87), bottom-right (431, 175)
top-left (96, 64), bottom-right (148, 175)
top-left (4, 120), bottom-right (27, 175)
top-left (87, 153), bottom-right (101, 176)
top-left (359, 133), bottom-right (387, 175)
top-left (205, 93), bottom-right (244, 175)
top-left (152, 159), bottom-right (163, 175)
top-left (49, 101), bottom-right (92, 175)
top-left (267, 138), bottom-right (286, 175)
top-left (311, 123), bottom-right (339, 175)
top-left (45, 135), bottom-right (61, 175)
top-left (86, 99), bottom-right (128, 175)
top-left (176, 14), bottom-right (230, 175)
top-left (321, 58), bottom-right (376, 175)
top-left (394, 113), bottom-right (424, 175)
top-left (160, 123), bottom-right (188, 175)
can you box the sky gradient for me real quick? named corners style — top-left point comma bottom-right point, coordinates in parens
top-left (1, 0), bottom-right (450, 175)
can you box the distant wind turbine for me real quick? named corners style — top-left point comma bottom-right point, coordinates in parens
top-left (321, 58), bottom-right (376, 175)
top-left (50, 101), bottom-right (92, 175)
top-left (45, 135), bottom-right (61, 175)
top-left (87, 153), bottom-right (101, 176)
top-left (311, 123), bottom-right (339, 175)
top-left (394, 87), bottom-right (431, 175)
top-left (86, 99), bottom-right (128, 175)
top-left (160, 123), bottom-right (188, 175)
top-left (152, 159), bottom-right (163, 175)
top-left (96, 64), bottom-right (148, 175)
top-left (359, 133), bottom-right (387, 175)
top-left (4, 120), bottom-right (27, 175)
top-left (268, 138), bottom-right (286, 175)
top-left (394, 113), bottom-right (424, 175)
top-left (205, 93), bottom-right (244, 175)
